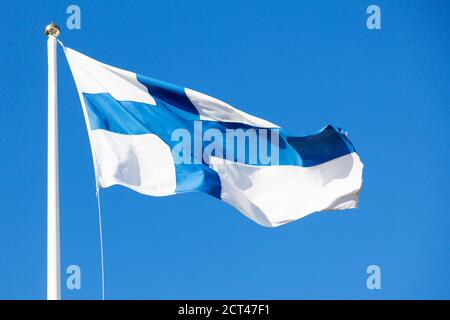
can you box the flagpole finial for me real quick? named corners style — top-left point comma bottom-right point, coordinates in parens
top-left (45, 22), bottom-right (60, 37)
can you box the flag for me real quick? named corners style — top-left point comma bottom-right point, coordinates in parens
top-left (64, 46), bottom-right (363, 227)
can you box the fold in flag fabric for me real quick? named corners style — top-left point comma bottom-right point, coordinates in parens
top-left (64, 46), bottom-right (363, 227)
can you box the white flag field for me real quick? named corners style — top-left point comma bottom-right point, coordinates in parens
top-left (63, 46), bottom-right (363, 227)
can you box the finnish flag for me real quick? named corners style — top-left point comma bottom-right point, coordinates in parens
top-left (64, 47), bottom-right (363, 227)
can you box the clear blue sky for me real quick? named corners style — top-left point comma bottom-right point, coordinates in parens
top-left (0, 0), bottom-right (449, 299)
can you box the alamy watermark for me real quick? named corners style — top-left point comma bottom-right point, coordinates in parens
top-left (171, 121), bottom-right (280, 165)
top-left (66, 5), bottom-right (81, 30)
top-left (366, 265), bottom-right (381, 290)
top-left (66, 265), bottom-right (81, 290)
top-left (64, 5), bottom-right (381, 31)
top-left (366, 5), bottom-right (381, 30)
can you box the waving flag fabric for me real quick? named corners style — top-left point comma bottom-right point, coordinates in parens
top-left (64, 46), bottom-right (363, 227)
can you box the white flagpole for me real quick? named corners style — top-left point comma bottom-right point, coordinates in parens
top-left (45, 22), bottom-right (61, 300)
